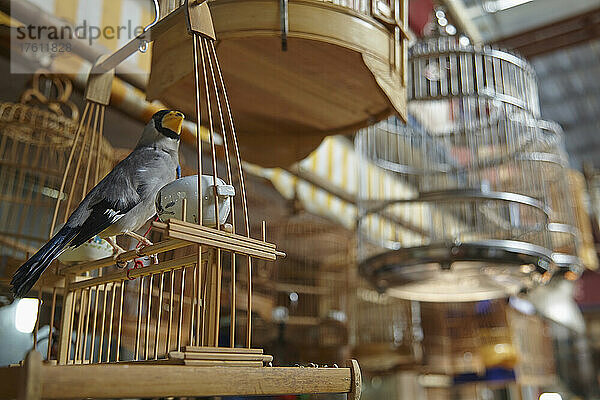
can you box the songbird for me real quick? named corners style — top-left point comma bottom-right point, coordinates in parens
top-left (11, 110), bottom-right (184, 298)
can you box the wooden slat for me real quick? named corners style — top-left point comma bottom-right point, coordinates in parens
top-left (169, 352), bottom-right (272, 362)
top-left (69, 255), bottom-right (197, 291)
top-left (167, 229), bottom-right (278, 261)
top-left (182, 360), bottom-right (263, 367)
top-left (59, 239), bottom-right (189, 275)
top-left (167, 220), bottom-right (283, 258)
top-left (170, 219), bottom-right (277, 249)
top-left (182, 346), bottom-right (264, 354)
top-left (39, 364), bottom-right (353, 398)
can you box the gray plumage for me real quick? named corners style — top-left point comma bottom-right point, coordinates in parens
top-left (11, 110), bottom-right (183, 297)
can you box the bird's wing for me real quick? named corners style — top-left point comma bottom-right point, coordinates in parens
top-left (66, 148), bottom-right (162, 247)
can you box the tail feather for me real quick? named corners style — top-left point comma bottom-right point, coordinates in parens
top-left (11, 227), bottom-right (77, 298)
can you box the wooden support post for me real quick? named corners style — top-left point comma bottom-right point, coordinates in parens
top-left (204, 249), bottom-right (219, 346)
top-left (18, 351), bottom-right (42, 400)
top-left (346, 359), bottom-right (362, 400)
top-left (57, 276), bottom-right (75, 365)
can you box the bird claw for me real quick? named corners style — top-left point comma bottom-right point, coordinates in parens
top-left (113, 247), bottom-right (128, 268)
top-left (139, 237), bottom-right (154, 247)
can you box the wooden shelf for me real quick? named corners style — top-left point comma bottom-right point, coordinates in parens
top-left (0, 352), bottom-right (361, 399)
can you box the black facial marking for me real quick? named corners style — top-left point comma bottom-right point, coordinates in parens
top-left (152, 110), bottom-right (181, 140)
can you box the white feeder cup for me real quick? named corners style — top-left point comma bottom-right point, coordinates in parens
top-left (155, 174), bottom-right (235, 227)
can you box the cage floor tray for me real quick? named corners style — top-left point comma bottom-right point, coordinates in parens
top-left (360, 240), bottom-right (554, 302)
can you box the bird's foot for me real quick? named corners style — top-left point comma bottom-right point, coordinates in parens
top-left (123, 230), bottom-right (154, 247)
top-left (139, 237), bottom-right (154, 247)
top-left (106, 236), bottom-right (128, 267)
top-left (113, 248), bottom-right (128, 268)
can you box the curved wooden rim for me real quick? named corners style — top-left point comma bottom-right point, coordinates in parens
top-left (210, 0), bottom-right (396, 64)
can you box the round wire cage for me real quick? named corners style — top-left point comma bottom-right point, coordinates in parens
top-left (0, 76), bottom-right (114, 262)
top-left (355, 37), bottom-right (557, 302)
top-left (356, 118), bottom-right (554, 302)
top-left (408, 36), bottom-right (540, 121)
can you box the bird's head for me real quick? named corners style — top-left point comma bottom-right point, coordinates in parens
top-left (138, 110), bottom-right (185, 150)
top-left (153, 110), bottom-right (185, 139)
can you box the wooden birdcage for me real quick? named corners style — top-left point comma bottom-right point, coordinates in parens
top-left (420, 300), bottom-right (555, 386)
top-left (507, 307), bottom-right (556, 386)
top-left (148, 0), bottom-right (409, 167)
top-left (260, 211), bottom-right (353, 364)
top-left (0, 2), bottom-right (362, 399)
top-left (568, 169), bottom-right (598, 271)
top-left (0, 73), bottom-right (114, 266)
top-left (532, 121), bottom-right (583, 277)
top-left (420, 302), bottom-right (484, 376)
top-left (351, 279), bottom-right (422, 372)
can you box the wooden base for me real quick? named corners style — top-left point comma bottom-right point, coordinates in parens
top-left (0, 351), bottom-right (361, 399)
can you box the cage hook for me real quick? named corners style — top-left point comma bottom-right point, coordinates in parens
top-left (138, 0), bottom-right (160, 53)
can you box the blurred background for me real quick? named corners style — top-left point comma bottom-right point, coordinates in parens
top-left (0, 0), bottom-right (600, 399)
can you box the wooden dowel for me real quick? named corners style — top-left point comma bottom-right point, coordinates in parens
top-left (230, 253), bottom-right (236, 347)
top-left (94, 105), bottom-right (105, 185)
top-left (209, 41), bottom-right (250, 237)
top-left (189, 264), bottom-right (197, 345)
top-left (154, 273), bottom-right (165, 360)
top-left (201, 255), bottom-right (208, 346)
top-left (66, 290), bottom-right (77, 364)
top-left (199, 37), bottom-right (220, 231)
top-left (98, 284), bottom-right (108, 363)
top-left (145, 275), bottom-right (154, 360)
top-left (49, 102), bottom-right (89, 236)
top-left (106, 283), bottom-right (117, 362)
top-left (192, 34), bottom-right (203, 228)
top-left (247, 256), bottom-right (252, 348)
top-left (82, 287), bottom-right (92, 363)
top-left (47, 287), bottom-right (57, 361)
top-left (177, 268), bottom-right (186, 351)
top-left (64, 103), bottom-right (96, 218)
top-left (116, 281), bottom-right (125, 362)
top-left (135, 277), bottom-right (144, 361)
top-left (166, 271), bottom-right (174, 353)
top-left (196, 249), bottom-right (202, 346)
top-left (214, 250), bottom-right (222, 346)
top-left (90, 286), bottom-right (101, 363)
top-left (81, 102), bottom-right (100, 198)
top-left (33, 287), bottom-right (42, 352)
top-left (74, 288), bottom-right (85, 362)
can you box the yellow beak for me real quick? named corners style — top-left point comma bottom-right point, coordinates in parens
top-left (161, 111), bottom-right (184, 134)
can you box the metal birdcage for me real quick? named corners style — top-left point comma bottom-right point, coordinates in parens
top-left (356, 37), bottom-right (557, 302)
